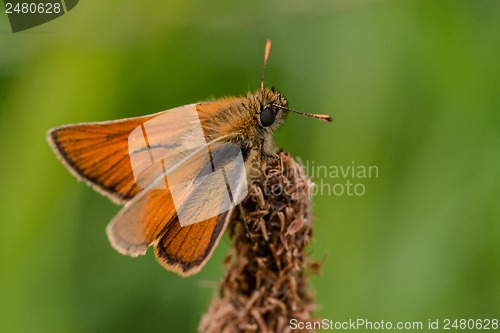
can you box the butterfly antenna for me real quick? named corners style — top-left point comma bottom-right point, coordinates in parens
top-left (260, 39), bottom-right (272, 90)
top-left (271, 104), bottom-right (333, 122)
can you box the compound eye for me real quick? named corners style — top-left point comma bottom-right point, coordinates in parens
top-left (260, 107), bottom-right (276, 127)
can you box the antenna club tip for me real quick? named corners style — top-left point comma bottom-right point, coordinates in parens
top-left (314, 114), bottom-right (334, 122)
top-left (261, 40), bottom-right (272, 89)
top-left (264, 40), bottom-right (272, 59)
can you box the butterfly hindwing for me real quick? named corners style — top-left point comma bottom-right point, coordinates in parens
top-left (106, 186), bottom-right (177, 257)
top-left (154, 210), bottom-right (233, 276)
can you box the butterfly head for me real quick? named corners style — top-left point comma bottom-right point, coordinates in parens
top-left (252, 86), bottom-right (288, 132)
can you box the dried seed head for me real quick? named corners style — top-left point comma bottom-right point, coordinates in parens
top-left (199, 152), bottom-right (321, 333)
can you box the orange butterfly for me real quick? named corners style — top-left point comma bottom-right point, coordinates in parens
top-left (47, 40), bottom-right (332, 276)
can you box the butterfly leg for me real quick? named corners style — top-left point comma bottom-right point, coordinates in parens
top-left (238, 204), bottom-right (252, 240)
top-left (278, 154), bottom-right (284, 175)
top-left (259, 139), bottom-right (282, 173)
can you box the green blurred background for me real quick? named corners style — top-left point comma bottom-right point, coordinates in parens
top-left (1, 0), bottom-right (499, 332)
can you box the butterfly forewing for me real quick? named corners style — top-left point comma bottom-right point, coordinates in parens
top-left (47, 112), bottom-right (164, 203)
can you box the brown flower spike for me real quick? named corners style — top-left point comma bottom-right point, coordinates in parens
top-left (199, 152), bottom-right (321, 333)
